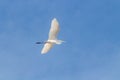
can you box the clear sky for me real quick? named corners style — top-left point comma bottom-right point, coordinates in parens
top-left (0, 0), bottom-right (120, 80)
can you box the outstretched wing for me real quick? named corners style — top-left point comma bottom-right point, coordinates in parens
top-left (48, 18), bottom-right (59, 40)
top-left (41, 43), bottom-right (53, 54)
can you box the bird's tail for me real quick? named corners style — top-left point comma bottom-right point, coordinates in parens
top-left (56, 40), bottom-right (65, 44)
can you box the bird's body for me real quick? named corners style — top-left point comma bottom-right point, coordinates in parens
top-left (47, 40), bottom-right (64, 44)
top-left (37, 18), bottom-right (64, 54)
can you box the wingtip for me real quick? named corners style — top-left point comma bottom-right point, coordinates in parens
top-left (41, 52), bottom-right (47, 54)
top-left (53, 18), bottom-right (57, 21)
top-left (41, 50), bottom-right (48, 54)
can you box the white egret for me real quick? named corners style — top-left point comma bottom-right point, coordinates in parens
top-left (36, 18), bottom-right (64, 54)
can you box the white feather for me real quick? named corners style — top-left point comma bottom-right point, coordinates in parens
top-left (41, 18), bottom-right (63, 54)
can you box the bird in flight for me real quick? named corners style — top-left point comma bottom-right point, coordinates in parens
top-left (36, 18), bottom-right (64, 54)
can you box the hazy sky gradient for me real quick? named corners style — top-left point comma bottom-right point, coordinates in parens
top-left (0, 0), bottom-right (120, 80)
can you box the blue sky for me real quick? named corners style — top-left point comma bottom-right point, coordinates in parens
top-left (0, 0), bottom-right (120, 80)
